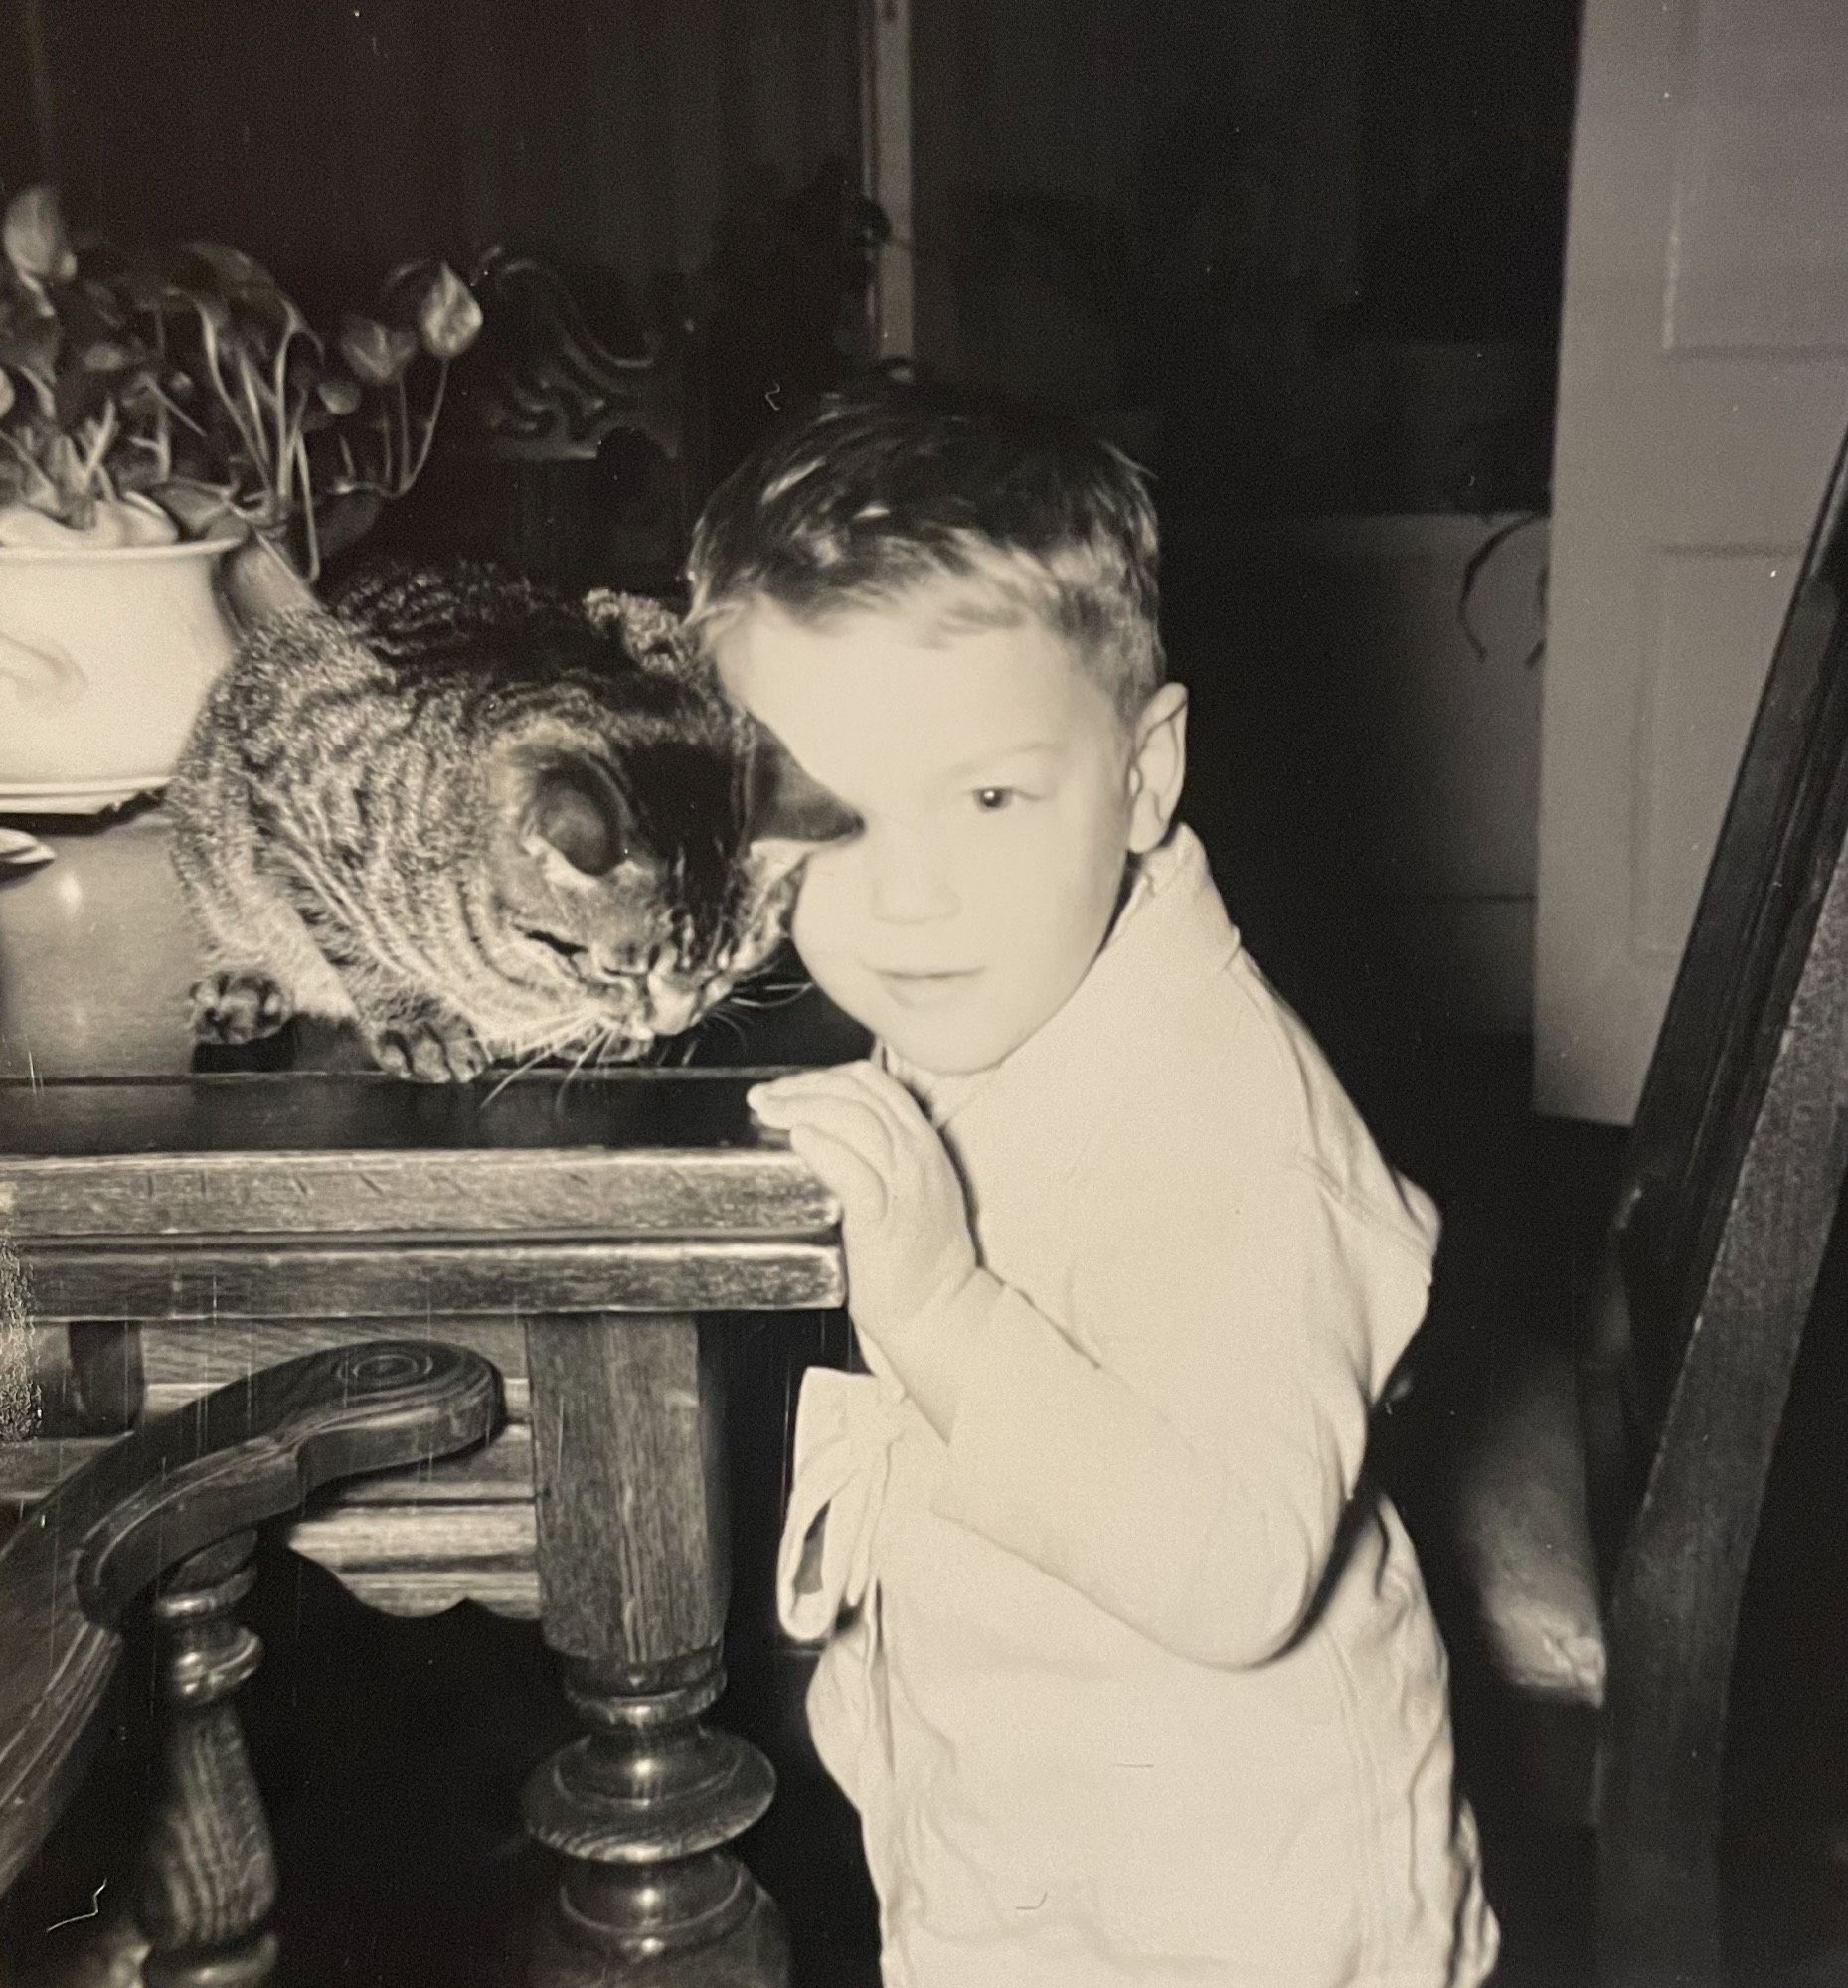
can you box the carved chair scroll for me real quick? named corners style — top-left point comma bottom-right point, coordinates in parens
top-left (0, 1339), bottom-right (499, 1985)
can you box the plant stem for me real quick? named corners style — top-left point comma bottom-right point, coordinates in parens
top-left (77, 401), bottom-right (117, 497)
top-left (20, 364), bottom-right (56, 421)
top-left (192, 306), bottom-right (266, 480)
top-left (404, 361), bottom-right (448, 488)
top-left (148, 381), bottom-right (211, 441)
top-left (294, 429), bottom-right (320, 581)
top-left (271, 327), bottom-right (294, 499)
top-left (394, 376), bottom-right (412, 495)
top-left (0, 428), bottom-right (59, 508)
top-left (375, 406), bottom-right (395, 491)
top-left (237, 355), bottom-right (271, 491)
top-left (280, 380), bottom-right (310, 505)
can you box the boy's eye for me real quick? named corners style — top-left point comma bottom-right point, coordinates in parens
top-left (973, 786), bottom-right (1016, 812)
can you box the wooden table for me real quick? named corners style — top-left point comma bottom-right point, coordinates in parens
top-left (0, 810), bottom-right (852, 1986)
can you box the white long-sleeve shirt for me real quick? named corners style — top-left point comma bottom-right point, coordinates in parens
top-left (776, 824), bottom-right (1499, 1988)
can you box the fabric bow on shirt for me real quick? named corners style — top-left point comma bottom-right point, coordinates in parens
top-left (776, 1366), bottom-right (909, 1645)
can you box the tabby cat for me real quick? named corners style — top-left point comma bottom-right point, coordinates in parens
top-left (167, 539), bottom-right (853, 1080)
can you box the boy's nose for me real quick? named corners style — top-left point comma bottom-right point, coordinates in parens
top-left (865, 832), bottom-right (959, 923)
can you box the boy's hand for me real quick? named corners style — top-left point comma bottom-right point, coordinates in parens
top-left (748, 1061), bottom-right (979, 1357)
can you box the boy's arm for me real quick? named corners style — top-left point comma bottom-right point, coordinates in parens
top-left (924, 1151), bottom-right (1435, 1667)
top-left (751, 1061), bottom-right (1435, 1669)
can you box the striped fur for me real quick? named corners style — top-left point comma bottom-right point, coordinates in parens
top-left (168, 563), bottom-right (799, 1080)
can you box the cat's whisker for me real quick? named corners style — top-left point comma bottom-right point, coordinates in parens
top-left (723, 987), bottom-right (812, 1013)
top-left (595, 1024), bottom-right (654, 1072)
top-left (710, 1007), bottom-right (751, 1047)
top-left (480, 1062), bottom-right (533, 1109)
top-left (727, 969), bottom-right (817, 1009)
top-left (481, 1021), bottom-right (588, 1106)
top-left (557, 1028), bottom-right (605, 1096)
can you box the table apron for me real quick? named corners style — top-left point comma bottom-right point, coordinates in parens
top-left (8, 1238), bottom-right (844, 1321)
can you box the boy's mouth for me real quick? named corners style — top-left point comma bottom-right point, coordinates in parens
top-left (873, 968), bottom-right (981, 1009)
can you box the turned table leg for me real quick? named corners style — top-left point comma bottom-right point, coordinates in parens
top-left (523, 1312), bottom-right (785, 1988)
top-left (135, 1528), bottom-right (277, 1988)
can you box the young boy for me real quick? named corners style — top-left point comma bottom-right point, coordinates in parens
top-left (689, 384), bottom-right (1499, 1988)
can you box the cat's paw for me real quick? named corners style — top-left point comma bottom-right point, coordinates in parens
top-left (365, 1012), bottom-right (490, 1083)
top-left (192, 969), bottom-right (292, 1044)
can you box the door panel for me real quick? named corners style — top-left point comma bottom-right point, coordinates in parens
top-left (1536, 0), bottom-right (1848, 1121)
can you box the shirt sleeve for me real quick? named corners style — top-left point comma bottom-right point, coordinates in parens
top-left (925, 1147), bottom-right (1437, 1667)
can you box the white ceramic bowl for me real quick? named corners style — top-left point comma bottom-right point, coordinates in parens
top-left (0, 535), bottom-right (240, 813)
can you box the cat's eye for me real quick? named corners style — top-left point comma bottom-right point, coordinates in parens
top-left (534, 772), bottom-right (624, 876)
top-left (525, 929), bottom-right (588, 965)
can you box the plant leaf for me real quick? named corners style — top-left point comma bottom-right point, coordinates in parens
top-left (315, 372), bottom-right (362, 415)
top-left (167, 283), bottom-right (232, 336)
top-left (77, 339), bottom-right (134, 373)
top-left (338, 314), bottom-right (417, 387)
top-left (0, 316), bottom-right (62, 380)
top-left (79, 277), bottom-right (130, 329)
top-left (414, 264), bottom-right (483, 361)
top-left (178, 241), bottom-right (278, 294)
top-left (150, 478), bottom-right (240, 537)
top-left (175, 242), bottom-right (308, 345)
top-left (3, 186), bottom-right (76, 286)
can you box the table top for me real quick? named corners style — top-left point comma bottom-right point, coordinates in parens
top-left (0, 1063), bottom-right (799, 1160)
top-left (0, 803), bottom-right (866, 1085)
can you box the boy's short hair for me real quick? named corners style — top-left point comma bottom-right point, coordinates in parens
top-left (686, 381), bottom-right (1163, 717)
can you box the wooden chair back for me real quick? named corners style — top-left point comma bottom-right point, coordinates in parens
top-left (1588, 422), bottom-right (1848, 1979)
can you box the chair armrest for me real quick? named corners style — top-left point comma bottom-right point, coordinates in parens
top-left (0, 1339), bottom-right (499, 1895)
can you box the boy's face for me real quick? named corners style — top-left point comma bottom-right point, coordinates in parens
top-left (715, 595), bottom-right (1184, 1075)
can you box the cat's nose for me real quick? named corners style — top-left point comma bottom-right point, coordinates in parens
top-left (588, 945), bottom-right (641, 983)
top-left (647, 980), bottom-right (703, 1035)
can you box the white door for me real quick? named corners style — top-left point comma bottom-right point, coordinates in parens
top-left (1536, 0), bottom-right (1848, 1123)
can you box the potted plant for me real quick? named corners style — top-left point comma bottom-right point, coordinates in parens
top-left (0, 184), bottom-right (482, 810)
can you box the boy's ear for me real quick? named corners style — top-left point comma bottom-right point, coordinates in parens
top-left (1126, 682), bottom-right (1188, 854)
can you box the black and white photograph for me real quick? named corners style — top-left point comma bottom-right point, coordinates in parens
top-left (0, 4), bottom-right (1844, 1985)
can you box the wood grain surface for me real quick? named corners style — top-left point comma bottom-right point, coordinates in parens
top-left (0, 1146), bottom-right (836, 1242)
top-left (526, 1312), bottom-right (726, 1665)
top-left (1587, 425), bottom-right (1848, 1983)
top-left (14, 1239), bottom-right (843, 1323)
top-left (0, 1341), bottom-right (498, 1894)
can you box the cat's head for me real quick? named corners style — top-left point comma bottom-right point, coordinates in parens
top-left (464, 593), bottom-right (857, 1061)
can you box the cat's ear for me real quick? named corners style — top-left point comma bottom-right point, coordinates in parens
top-left (217, 532), bottom-right (319, 631)
top-left (582, 588), bottom-right (695, 676)
top-left (528, 762), bottom-right (630, 878)
top-left (744, 720), bottom-right (860, 883)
